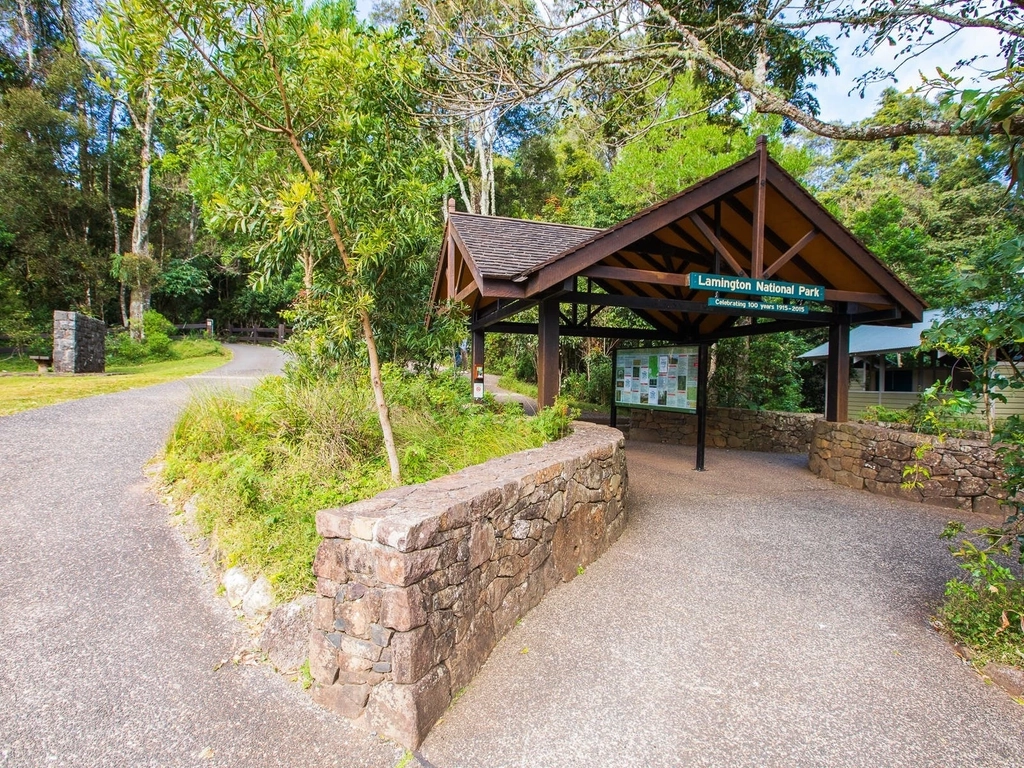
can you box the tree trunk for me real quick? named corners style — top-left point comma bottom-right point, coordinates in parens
top-left (129, 284), bottom-right (151, 337)
top-left (286, 132), bottom-right (403, 483)
top-left (119, 281), bottom-right (128, 328)
top-left (17, 0), bottom-right (34, 73)
top-left (128, 85), bottom-right (156, 341)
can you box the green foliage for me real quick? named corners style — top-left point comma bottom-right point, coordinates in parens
top-left (532, 398), bottom-right (577, 441)
top-left (907, 380), bottom-right (979, 437)
top-left (497, 375), bottom-right (538, 400)
top-left (939, 520), bottom-right (1024, 666)
top-left (163, 366), bottom-right (565, 599)
top-left (710, 332), bottom-right (806, 412)
top-left (861, 405), bottom-right (913, 426)
top-left (813, 90), bottom-right (1021, 307)
top-left (177, 0), bottom-right (444, 373)
top-left (864, 380), bottom-right (982, 437)
top-left (901, 442), bottom-right (935, 491)
top-left (107, 314), bottom-right (223, 365)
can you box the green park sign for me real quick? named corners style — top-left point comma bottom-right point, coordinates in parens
top-left (688, 272), bottom-right (825, 302)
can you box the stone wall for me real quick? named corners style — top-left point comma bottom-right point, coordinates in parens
top-left (628, 407), bottom-right (816, 454)
top-left (309, 423), bottom-right (628, 748)
top-left (52, 311), bottom-right (105, 373)
top-left (808, 420), bottom-right (1007, 514)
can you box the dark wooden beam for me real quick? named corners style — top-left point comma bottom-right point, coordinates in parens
top-left (751, 135), bottom-right (768, 278)
top-left (446, 232), bottom-right (456, 298)
top-left (486, 322), bottom-right (681, 342)
top-left (690, 214), bottom-right (748, 277)
top-left (523, 155), bottom-right (760, 295)
top-left (661, 226), bottom-right (716, 266)
top-left (538, 298), bottom-right (560, 408)
top-left (721, 196), bottom-right (832, 289)
top-left (764, 228), bottom-right (818, 279)
top-left (824, 289), bottom-right (893, 306)
top-left (586, 276), bottom-right (686, 337)
top-left (593, 260), bottom-right (687, 286)
top-left (765, 163), bottom-right (924, 320)
top-left (472, 327), bottom-right (485, 378)
top-left (826, 305), bottom-right (851, 422)
top-left (558, 290), bottom-right (832, 323)
top-left (473, 298), bottom-right (537, 328)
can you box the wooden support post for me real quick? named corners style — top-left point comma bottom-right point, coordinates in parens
top-left (826, 309), bottom-right (850, 422)
top-left (751, 135), bottom-right (768, 279)
top-left (609, 352), bottom-right (618, 430)
top-left (695, 342), bottom-right (709, 471)
top-left (537, 298), bottom-right (560, 409)
top-left (446, 232), bottom-right (456, 298)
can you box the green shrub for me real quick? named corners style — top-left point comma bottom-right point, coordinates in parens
top-left (164, 366), bottom-right (567, 600)
top-left (939, 520), bottom-right (1024, 666)
top-left (862, 405), bottom-right (912, 426)
top-left (143, 310), bottom-right (177, 338)
top-left (145, 331), bottom-right (173, 359)
top-left (106, 332), bottom-right (147, 363)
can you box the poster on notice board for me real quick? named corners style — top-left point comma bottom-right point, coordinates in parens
top-left (613, 345), bottom-right (699, 414)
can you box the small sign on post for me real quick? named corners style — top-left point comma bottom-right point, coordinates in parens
top-left (473, 364), bottom-right (484, 400)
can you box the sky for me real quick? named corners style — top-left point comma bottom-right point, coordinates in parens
top-left (809, 25), bottom-right (1002, 122)
top-left (353, 0), bottom-right (1001, 124)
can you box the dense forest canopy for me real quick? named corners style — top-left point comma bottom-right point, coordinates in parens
top-left (1, 0), bottom-right (1021, 385)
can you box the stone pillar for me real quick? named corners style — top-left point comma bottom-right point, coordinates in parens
top-left (52, 311), bottom-right (106, 374)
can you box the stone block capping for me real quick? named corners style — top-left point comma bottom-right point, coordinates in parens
top-left (809, 420), bottom-right (1008, 514)
top-left (629, 406), bottom-right (816, 454)
top-left (52, 310), bottom-right (105, 373)
top-left (309, 423), bottom-right (628, 748)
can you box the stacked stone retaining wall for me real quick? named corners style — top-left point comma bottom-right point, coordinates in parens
top-left (808, 420), bottom-right (1007, 514)
top-left (628, 406), bottom-right (816, 454)
top-left (52, 311), bottom-right (105, 373)
top-left (309, 423), bottom-right (627, 748)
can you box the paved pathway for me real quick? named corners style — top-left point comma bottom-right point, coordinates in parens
top-left (5, 356), bottom-right (1023, 767)
top-left (421, 442), bottom-right (1024, 767)
top-left (484, 374), bottom-right (537, 416)
top-left (0, 346), bottom-right (399, 768)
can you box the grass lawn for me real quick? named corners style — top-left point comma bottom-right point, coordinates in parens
top-left (0, 352), bottom-right (230, 417)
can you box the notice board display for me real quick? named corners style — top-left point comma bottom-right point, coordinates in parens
top-left (614, 346), bottom-right (699, 413)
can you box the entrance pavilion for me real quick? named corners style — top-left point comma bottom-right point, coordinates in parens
top-left (430, 138), bottom-right (925, 426)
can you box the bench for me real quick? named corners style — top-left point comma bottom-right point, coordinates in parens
top-left (29, 355), bottom-right (52, 373)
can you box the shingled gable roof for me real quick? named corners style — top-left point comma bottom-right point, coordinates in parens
top-left (433, 143), bottom-right (925, 343)
top-left (449, 211), bottom-right (599, 279)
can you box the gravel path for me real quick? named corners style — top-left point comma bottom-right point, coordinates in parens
top-left (420, 442), bottom-right (1024, 767)
top-left (0, 346), bottom-right (399, 768)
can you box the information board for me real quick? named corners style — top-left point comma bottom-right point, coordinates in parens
top-left (614, 345), bottom-right (699, 413)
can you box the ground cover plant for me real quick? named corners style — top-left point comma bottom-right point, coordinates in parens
top-left (163, 366), bottom-right (573, 601)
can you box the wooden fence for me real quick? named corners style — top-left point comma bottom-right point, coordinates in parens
top-left (223, 324), bottom-right (291, 345)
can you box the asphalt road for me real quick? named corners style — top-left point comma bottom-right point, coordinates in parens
top-left (0, 346), bottom-right (399, 768)
top-left (421, 442), bottom-right (1024, 767)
